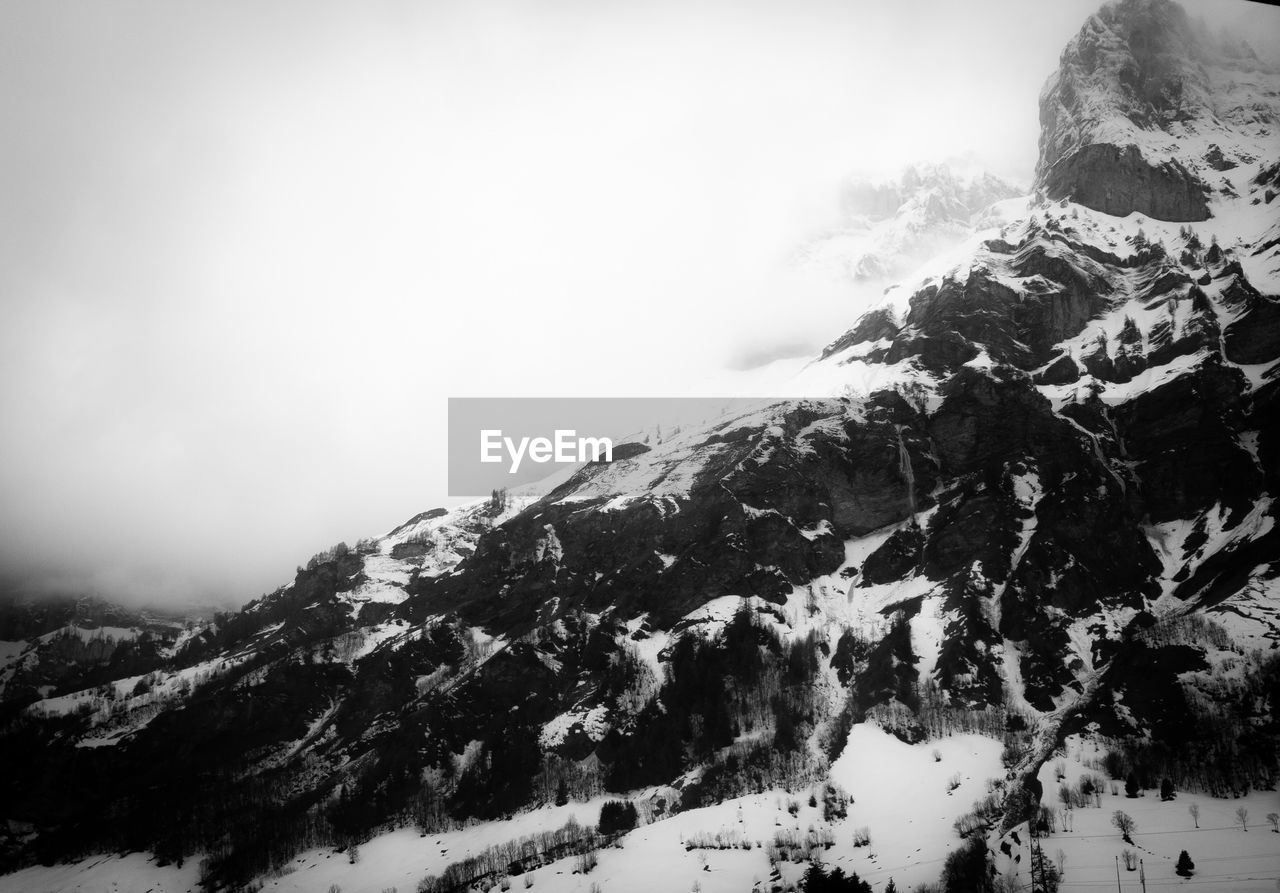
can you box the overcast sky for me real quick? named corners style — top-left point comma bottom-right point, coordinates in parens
top-left (1, 0), bottom-right (1276, 607)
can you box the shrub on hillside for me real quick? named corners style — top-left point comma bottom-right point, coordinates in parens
top-left (597, 800), bottom-right (637, 836)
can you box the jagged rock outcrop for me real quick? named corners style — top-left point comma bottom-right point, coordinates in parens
top-left (1036, 0), bottom-right (1279, 221)
top-left (1041, 143), bottom-right (1209, 220)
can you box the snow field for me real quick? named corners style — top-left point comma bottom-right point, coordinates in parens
top-left (0, 851), bottom-right (201, 893)
top-left (266, 725), bottom-right (1001, 893)
top-left (997, 735), bottom-right (1280, 892)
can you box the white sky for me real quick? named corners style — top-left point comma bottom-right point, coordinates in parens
top-left (1, 0), bottom-right (1276, 606)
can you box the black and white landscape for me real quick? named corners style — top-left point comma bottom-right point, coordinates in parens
top-left (2, 0), bottom-right (1280, 891)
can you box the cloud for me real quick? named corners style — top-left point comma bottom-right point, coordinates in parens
top-left (0, 0), bottom-right (1275, 605)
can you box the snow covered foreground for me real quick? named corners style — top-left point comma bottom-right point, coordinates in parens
top-left (0, 851), bottom-right (201, 893)
top-left (999, 737), bottom-right (1280, 893)
top-left (6, 726), bottom-right (1276, 893)
top-left (0, 726), bottom-right (1002, 893)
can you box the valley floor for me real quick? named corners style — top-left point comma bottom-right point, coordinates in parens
top-left (1002, 737), bottom-right (1280, 893)
top-left (2, 729), bottom-right (1275, 893)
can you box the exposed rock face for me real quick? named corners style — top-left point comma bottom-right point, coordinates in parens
top-left (1035, 0), bottom-right (1279, 221)
top-left (821, 307), bottom-right (899, 359)
top-left (1040, 142), bottom-right (1208, 220)
top-left (1224, 295), bottom-right (1280, 364)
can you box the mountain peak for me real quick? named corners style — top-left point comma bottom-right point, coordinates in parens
top-left (801, 162), bottom-right (1022, 284)
top-left (1035, 0), bottom-right (1280, 221)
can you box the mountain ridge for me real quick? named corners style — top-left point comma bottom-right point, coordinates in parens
top-left (2, 2), bottom-right (1279, 891)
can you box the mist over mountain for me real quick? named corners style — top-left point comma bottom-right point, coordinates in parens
top-left (802, 163), bottom-right (1024, 283)
top-left (2, 1), bottom-right (1280, 892)
top-left (0, 0), bottom-right (1123, 608)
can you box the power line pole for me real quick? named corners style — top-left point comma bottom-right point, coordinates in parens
top-left (1029, 836), bottom-right (1044, 893)
top-left (1116, 855), bottom-right (1122, 893)
top-left (1139, 858), bottom-right (1147, 893)
top-left (1028, 819), bottom-right (1049, 893)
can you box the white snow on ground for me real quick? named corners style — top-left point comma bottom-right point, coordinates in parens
top-left (668, 514), bottom-right (943, 653)
top-left (545, 402), bottom-right (790, 513)
top-left (1010, 469), bottom-right (1042, 512)
top-left (1145, 516), bottom-right (1203, 601)
top-left (822, 517), bottom-right (944, 640)
top-left (628, 629), bottom-right (670, 680)
top-left (345, 552), bottom-right (417, 606)
top-left (375, 494), bottom-right (546, 583)
top-left (679, 595), bottom-right (758, 633)
top-left (1146, 499), bottom-right (1276, 606)
top-left (828, 726), bottom-right (1006, 890)
top-left (264, 799), bottom-right (613, 893)
top-left (7, 718), bottom-right (1004, 892)
top-left (26, 652), bottom-right (253, 720)
top-left (362, 553), bottom-right (413, 585)
top-left (350, 620), bottom-right (412, 662)
top-left (997, 736), bottom-right (1280, 893)
top-left (874, 217), bottom-right (1029, 323)
top-left (162, 622), bottom-right (208, 658)
top-left (232, 725), bottom-right (1004, 893)
top-left (345, 578), bottom-right (409, 604)
top-left (1207, 565), bottom-right (1280, 651)
top-left (910, 596), bottom-right (947, 685)
top-left (38, 624), bottom-right (140, 645)
top-left (0, 852), bottom-right (201, 893)
top-left (540, 705), bottom-right (611, 749)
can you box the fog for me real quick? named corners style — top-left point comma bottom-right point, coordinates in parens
top-left (1, 0), bottom-right (1275, 606)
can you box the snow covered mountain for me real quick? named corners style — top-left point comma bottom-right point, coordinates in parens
top-left (2, 2), bottom-right (1279, 892)
top-left (0, 595), bottom-right (213, 714)
top-left (800, 163), bottom-right (1023, 284)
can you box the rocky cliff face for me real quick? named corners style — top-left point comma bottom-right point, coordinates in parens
top-left (1036, 0), bottom-right (1279, 221)
top-left (2, 2), bottom-right (1279, 891)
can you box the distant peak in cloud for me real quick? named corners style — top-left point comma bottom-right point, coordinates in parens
top-left (726, 339), bottom-right (821, 371)
top-left (797, 160), bottom-right (1025, 286)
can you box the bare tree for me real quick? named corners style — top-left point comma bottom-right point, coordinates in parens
top-left (1236, 806), bottom-right (1249, 832)
top-left (1112, 811), bottom-right (1136, 843)
top-left (1266, 812), bottom-right (1279, 833)
top-left (1188, 803), bottom-right (1200, 829)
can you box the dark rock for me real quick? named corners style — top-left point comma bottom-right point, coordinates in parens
top-left (386, 507), bottom-right (448, 536)
top-left (390, 540), bottom-right (430, 561)
top-left (822, 307), bottom-right (901, 359)
top-left (1203, 144), bottom-right (1237, 171)
top-left (860, 525), bottom-right (925, 585)
top-left (1224, 296), bottom-right (1280, 364)
top-left (1034, 351), bottom-right (1081, 385)
top-left (926, 371), bottom-right (1066, 475)
top-left (605, 441), bottom-right (652, 462)
top-left (1041, 143), bottom-right (1209, 221)
top-left (1113, 362), bottom-right (1261, 521)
